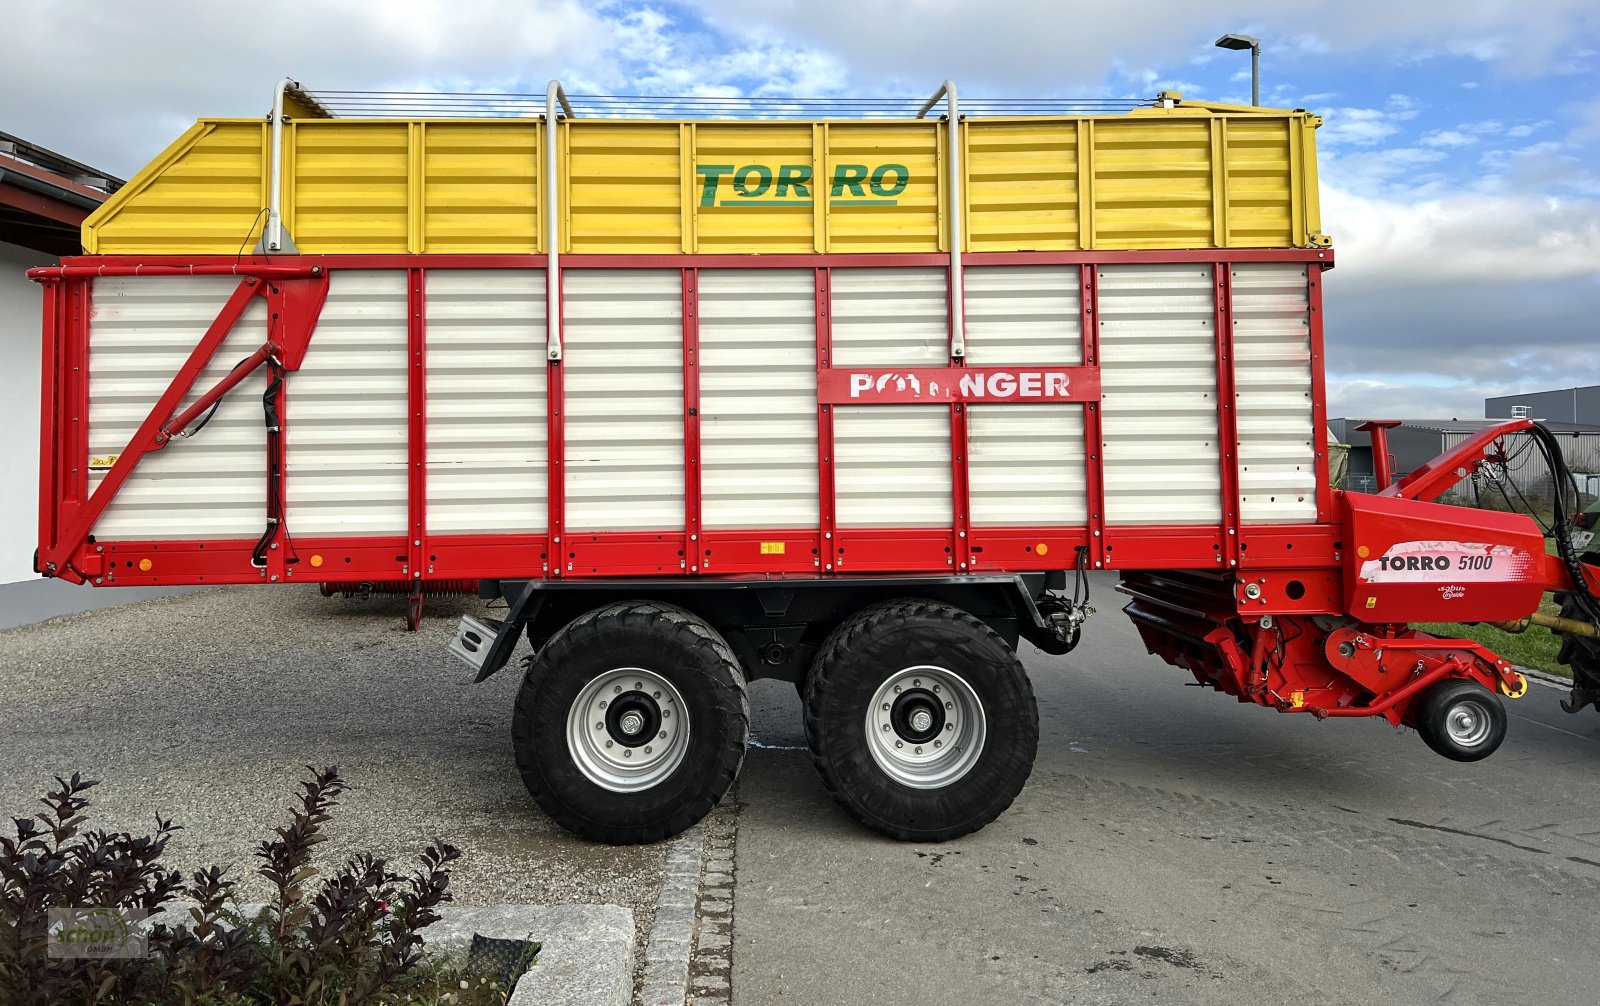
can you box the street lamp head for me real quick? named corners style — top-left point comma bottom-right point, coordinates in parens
top-left (1215, 33), bottom-right (1259, 51)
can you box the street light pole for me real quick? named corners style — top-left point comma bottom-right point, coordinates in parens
top-left (1214, 33), bottom-right (1261, 106)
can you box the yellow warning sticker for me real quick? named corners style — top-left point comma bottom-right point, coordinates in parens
top-left (760, 541), bottom-right (786, 555)
top-left (89, 454), bottom-right (119, 471)
top-left (1365, 596), bottom-right (1377, 609)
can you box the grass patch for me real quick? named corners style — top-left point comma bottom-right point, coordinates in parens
top-left (1415, 593), bottom-right (1568, 677)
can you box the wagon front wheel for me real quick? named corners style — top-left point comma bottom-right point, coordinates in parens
top-left (511, 601), bottom-right (749, 844)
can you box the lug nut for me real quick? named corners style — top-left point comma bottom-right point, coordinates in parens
top-left (623, 749), bottom-right (632, 758)
top-left (645, 746), bottom-right (653, 754)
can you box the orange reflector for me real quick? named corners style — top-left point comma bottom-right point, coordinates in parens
top-left (137, 558), bottom-right (152, 572)
top-left (310, 554), bottom-right (325, 568)
top-left (1036, 543), bottom-right (1049, 556)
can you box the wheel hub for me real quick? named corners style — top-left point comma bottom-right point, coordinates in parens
top-left (1445, 700), bottom-right (1491, 746)
top-left (568, 668), bottom-right (690, 793)
top-left (865, 666), bottom-right (987, 790)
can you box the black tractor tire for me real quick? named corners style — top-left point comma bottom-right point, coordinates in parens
top-left (511, 601), bottom-right (749, 844)
top-left (1413, 679), bottom-right (1507, 762)
top-left (802, 598), bottom-right (1038, 841)
top-left (1555, 592), bottom-right (1600, 713)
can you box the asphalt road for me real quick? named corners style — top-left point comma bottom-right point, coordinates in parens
top-left (732, 574), bottom-right (1600, 1005)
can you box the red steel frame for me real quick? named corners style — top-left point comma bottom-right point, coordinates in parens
top-left (32, 249), bottom-right (1339, 590)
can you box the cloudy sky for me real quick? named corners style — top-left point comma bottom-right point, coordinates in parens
top-left (6, 0), bottom-right (1599, 420)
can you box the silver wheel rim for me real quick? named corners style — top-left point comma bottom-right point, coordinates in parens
top-left (1444, 698), bottom-right (1492, 748)
top-left (567, 668), bottom-right (690, 793)
top-left (864, 665), bottom-right (987, 790)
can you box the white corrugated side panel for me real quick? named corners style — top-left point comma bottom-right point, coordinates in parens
top-left (1232, 263), bottom-right (1317, 524)
top-left (87, 276), bottom-right (270, 539)
top-left (832, 268), bottom-right (951, 527)
top-left (964, 265), bottom-right (1087, 526)
top-left (425, 270), bottom-right (547, 534)
top-left (699, 270), bottom-right (818, 529)
top-left (563, 270), bottom-right (685, 531)
top-left (285, 271), bottom-right (409, 536)
top-left (1097, 264), bottom-right (1222, 525)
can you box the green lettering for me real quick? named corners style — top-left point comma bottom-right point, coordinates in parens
top-left (697, 164), bottom-right (735, 207)
top-left (776, 164), bottom-right (812, 198)
top-left (870, 163), bottom-right (908, 197)
top-left (831, 164), bottom-right (868, 197)
top-left (734, 164), bottom-right (773, 197)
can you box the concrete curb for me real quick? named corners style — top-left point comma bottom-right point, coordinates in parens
top-left (430, 904), bottom-right (635, 1006)
top-left (150, 901), bottom-right (636, 1006)
top-left (638, 823), bottom-right (705, 1006)
top-left (688, 806), bottom-right (736, 1006)
top-left (1516, 664), bottom-right (1572, 691)
top-left (635, 798), bottom-right (739, 1006)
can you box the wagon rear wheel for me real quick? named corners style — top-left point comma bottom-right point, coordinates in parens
top-left (802, 599), bottom-right (1038, 841)
top-left (511, 601), bottom-right (749, 844)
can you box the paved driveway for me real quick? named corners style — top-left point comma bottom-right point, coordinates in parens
top-left (732, 575), bottom-right (1600, 1005)
top-left (0, 586), bottom-right (669, 949)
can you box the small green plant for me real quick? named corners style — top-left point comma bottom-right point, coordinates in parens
top-left (0, 768), bottom-right (470, 1006)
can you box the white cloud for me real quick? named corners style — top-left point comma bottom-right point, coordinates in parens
top-left (1315, 94), bottom-right (1421, 148)
top-left (1323, 185), bottom-right (1600, 287)
top-left (1420, 129), bottom-right (1478, 148)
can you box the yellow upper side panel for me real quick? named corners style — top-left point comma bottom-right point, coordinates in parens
top-left (83, 109), bottom-right (1323, 255)
top-left (85, 121), bottom-right (267, 254)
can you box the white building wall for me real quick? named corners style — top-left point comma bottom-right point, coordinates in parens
top-left (0, 241), bottom-right (46, 585)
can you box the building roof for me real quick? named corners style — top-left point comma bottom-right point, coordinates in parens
top-left (0, 129), bottom-right (125, 255)
top-left (1330, 417), bottom-right (1600, 436)
top-left (1486, 385), bottom-right (1600, 400)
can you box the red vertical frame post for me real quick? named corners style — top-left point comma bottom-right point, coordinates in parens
top-left (1307, 260), bottom-right (1332, 522)
top-left (1213, 261), bottom-right (1242, 570)
top-left (1080, 264), bottom-right (1108, 569)
top-left (682, 267), bottom-right (703, 573)
top-left (405, 268), bottom-right (428, 621)
top-left (65, 280), bottom-right (90, 530)
top-left (950, 266), bottom-right (972, 573)
top-left (546, 268), bottom-right (566, 578)
top-left (37, 279), bottom-right (63, 569)
top-left (815, 267), bottom-right (837, 572)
